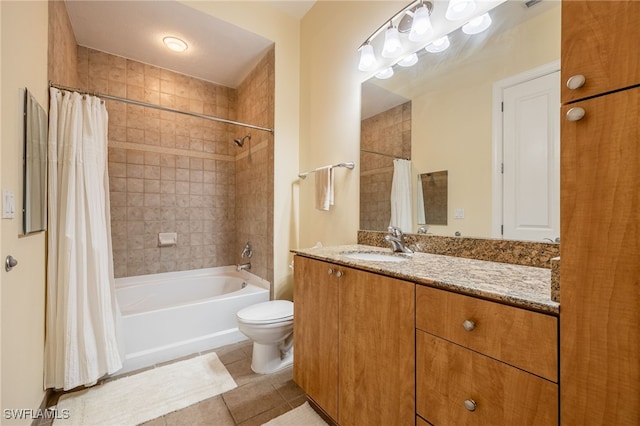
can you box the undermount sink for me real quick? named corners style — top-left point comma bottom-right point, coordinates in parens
top-left (341, 252), bottom-right (409, 262)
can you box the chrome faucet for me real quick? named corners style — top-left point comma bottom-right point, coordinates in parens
top-left (385, 226), bottom-right (413, 253)
top-left (236, 262), bottom-right (251, 272)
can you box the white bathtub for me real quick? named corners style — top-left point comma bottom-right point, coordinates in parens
top-left (115, 266), bottom-right (270, 374)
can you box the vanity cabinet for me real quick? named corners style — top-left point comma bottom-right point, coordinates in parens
top-left (293, 255), bottom-right (415, 426)
top-left (560, 1), bottom-right (640, 423)
top-left (561, 0), bottom-right (640, 103)
top-left (416, 286), bottom-right (558, 425)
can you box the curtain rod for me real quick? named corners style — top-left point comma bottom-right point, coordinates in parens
top-left (361, 148), bottom-right (409, 160)
top-left (49, 81), bottom-right (274, 134)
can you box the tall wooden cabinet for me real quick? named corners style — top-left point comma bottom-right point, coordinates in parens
top-left (560, 1), bottom-right (640, 424)
top-left (293, 255), bottom-right (415, 426)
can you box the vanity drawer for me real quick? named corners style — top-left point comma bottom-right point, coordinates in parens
top-left (417, 331), bottom-right (558, 426)
top-left (416, 285), bottom-right (558, 382)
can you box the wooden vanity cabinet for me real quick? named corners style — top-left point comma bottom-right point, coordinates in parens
top-left (416, 286), bottom-right (559, 426)
top-left (561, 0), bottom-right (640, 103)
top-left (293, 255), bottom-right (415, 426)
top-left (293, 256), bottom-right (339, 419)
top-left (561, 1), bottom-right (640, 423)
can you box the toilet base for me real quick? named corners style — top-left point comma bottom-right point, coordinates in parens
top-left (250, 342), bottom-right (294, 374)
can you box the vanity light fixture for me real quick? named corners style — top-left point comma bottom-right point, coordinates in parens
top-left (462, 13), bottom-right (492, 34)
top-left (445, 0), bottom-right (477, 21)
top-left (408, 1), bottom-right (434, 42)
top-left (425, 35), bottom-right (450, 53)
top-left (163, 36), bottom-right (188, 52)
top-left (381, 22), bottom-right (403, 58)
top-left (358, 43), bottom-right (377, 72)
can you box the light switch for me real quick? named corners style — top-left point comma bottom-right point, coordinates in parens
top-left (2, 190), bottom-right (15, 219)
top-left (454, 208), bottom-right (465, 219)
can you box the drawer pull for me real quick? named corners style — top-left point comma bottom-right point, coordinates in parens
top-left (462, 319), bottom-right (476, 332)
top-left (336, 270), bottom-right (344, 278)
top-left (328, 268), bottom-right (334, 275)
top-left (464, 399), bottom-right (477, 412)
top-left (566, 74), bottom-right (586, 90)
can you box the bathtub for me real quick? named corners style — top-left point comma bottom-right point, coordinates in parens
top-left (115, 266), bottom-right (270, 374)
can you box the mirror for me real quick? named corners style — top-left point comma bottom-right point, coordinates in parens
top-left (360, 0), bottom-right (560, 239)
top-left (418, 170), bottom-right (448, 226)
top-left (23, 88), bottom-right (48, 234)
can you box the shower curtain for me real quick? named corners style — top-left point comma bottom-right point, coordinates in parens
top-left (389, 159), bottom-right (413, 233)
top-left (44, 88), bottom-right (122, 390)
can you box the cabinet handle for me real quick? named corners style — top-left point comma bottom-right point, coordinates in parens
top-left (566, 74), bottom-right (586, 90)
top-left (328, 268), bottom-right (334, 275)
top-left (336, 270), bottom-right (344, 278)
top-left (566, 107), bottom-right (586, 122)
top-left (462, 319), bottom-right (476, 332)
top-left (464, 399), bottom-right (477, 412)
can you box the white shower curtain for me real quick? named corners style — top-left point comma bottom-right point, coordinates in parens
top-left (44, 88), bottom-right (122, 390)
top-left (389, 159), bottom-right (413, 233)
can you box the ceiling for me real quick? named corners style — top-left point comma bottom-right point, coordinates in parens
top-left (65, 0), bottom-right (316, 88)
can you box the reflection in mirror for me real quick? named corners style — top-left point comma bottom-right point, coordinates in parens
top-left (359, 0), bottom-right (560, 240)
top-left (23, 88), bottom-right (48, 234)
top-left (418, 170), bottom-right (448, 226)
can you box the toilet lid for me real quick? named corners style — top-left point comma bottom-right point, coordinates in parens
top-left (237, 300), bottom-right (293, 324)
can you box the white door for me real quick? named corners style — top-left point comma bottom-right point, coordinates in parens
top-left (501, 70), bottom-right (560, 242)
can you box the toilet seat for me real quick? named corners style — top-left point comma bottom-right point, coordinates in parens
top-left (237, 300), bottom-right (293, 325)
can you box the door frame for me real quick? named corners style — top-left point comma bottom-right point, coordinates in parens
top-left (491, 60), bottom-right (561, 238)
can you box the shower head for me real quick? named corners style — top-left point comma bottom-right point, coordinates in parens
top-left (233, 135), bottom-right (251, 147)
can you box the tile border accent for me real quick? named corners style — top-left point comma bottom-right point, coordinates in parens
top-left (109, 141), bottom-right (235, 162)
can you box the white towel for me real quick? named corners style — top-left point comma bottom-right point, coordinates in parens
top-left (315, 166), bottom-right (334, 211)
top-left (390, 159), bottom-right (412, 232)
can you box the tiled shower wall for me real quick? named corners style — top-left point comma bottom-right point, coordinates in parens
top-left (50, 2), bottom-right (274, 281)
top-left (360, 102), bottom-right (412, 231)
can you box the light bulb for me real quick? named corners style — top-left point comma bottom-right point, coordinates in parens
top-left (381, 25), bottom-right (402, 58)
top-left (358, 43), bottom-right (377, 72)
top-left (462, 13), bottom-right (492, 35)
top-left (398, 53), bottom-right (419, 67)
top-left (409, 4), bottom-right (433, 42)
top-left (445, 0), bottom-right (476, 21)
top-left (375, 67), bottom-right (394, 80)
top-left (425, 35), bottom-right (450, 53)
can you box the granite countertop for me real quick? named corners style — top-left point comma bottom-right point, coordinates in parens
top-left (292, 244), bottom-right (559, 315)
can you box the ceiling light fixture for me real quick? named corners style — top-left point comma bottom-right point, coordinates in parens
top-left (462, 13), bottom-right (492, 35)
top-left (163, 36), bottom-right (188, 52)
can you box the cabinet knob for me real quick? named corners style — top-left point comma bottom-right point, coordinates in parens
top-left (566, 74), bottom-right (586, 90)
top-left (328, 268), bottom-right (334, 275)
top-left (566, 107), bottom-right (586, 122)
top-left (464, 399), bottom-right (477, 412)
top-left (336, 270), bottom-right (344, 278)
top-left (462, 319), bottom-right (476, 332)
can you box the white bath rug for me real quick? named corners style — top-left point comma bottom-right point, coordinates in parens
top-left (53, 352), bottom-right (236, 426)
top-left (262, 402), bottom-right (329, 426)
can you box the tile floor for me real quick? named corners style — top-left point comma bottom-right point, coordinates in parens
top-left (42, 340), bottom-right (307, 426)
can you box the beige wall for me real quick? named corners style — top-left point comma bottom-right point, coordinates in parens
top-left (411, 5), bottom-right (561, 237)
top-left (183, 1), bottom-right (299, 299)
top-left (299, 1), bottom-right (400, 248)
top-left (1, 1), bottom-right (48, 423)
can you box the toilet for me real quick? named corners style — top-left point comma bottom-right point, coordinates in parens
top-left (236, 300), bottom-right (294, 374)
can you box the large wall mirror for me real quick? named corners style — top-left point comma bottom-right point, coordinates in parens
top-left (23, 88), bottom-right (48, 234)
top-left (360, 0), bottom-right (560, 242)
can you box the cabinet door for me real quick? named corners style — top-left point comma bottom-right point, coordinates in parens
top-left (561, 1), bottom-right (640, 103)
top-left (339, 267), bottom-right (415, 426)
top-left (560, 88), bottom-right (640, 424)
top-left (293, 256), bottom-right (339, 420)
top-left (417, 331), bottom-right (558, 426)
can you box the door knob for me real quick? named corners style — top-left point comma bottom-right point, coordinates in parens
top-left (5, 255), bottom-right (18, 272)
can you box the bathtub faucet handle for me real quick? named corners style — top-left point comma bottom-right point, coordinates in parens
top-left (241, 241), bottom-right (253, 259)
top-left (236, 262), bottom-right (251, 272)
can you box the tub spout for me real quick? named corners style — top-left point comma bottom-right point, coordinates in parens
top-left (236, 262), bottom-right (251, 272)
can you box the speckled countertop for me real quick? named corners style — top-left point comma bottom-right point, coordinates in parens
top-left (292, 244), bottom-right (559, 315)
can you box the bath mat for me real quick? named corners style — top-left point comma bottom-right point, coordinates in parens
top-left (262, 402), bottom-right (329, 426)
top-left (53, 352), bottom-right (236, 426)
